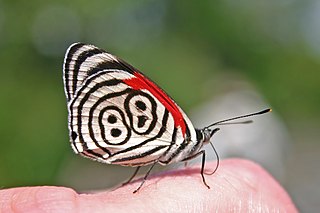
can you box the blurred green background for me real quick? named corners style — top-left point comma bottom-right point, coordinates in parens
top-left (1, 0), bottom-right (319, 211)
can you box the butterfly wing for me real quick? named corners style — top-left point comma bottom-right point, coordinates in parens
top-left (63, 43), bottom-right (197, 166)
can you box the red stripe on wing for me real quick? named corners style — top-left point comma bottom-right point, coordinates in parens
top-left (123, 72), bottom-right (186, 135)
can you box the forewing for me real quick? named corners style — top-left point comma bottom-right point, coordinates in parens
top-left (63, 43), bottom-right (135, 102)
top-left (63, 43), bottom-right (179, 166)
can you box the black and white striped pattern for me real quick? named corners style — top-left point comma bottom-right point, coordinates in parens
top-left (63, 43), bottom-right (204, 167)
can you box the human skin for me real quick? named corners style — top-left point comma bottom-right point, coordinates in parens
top-left (0, 159), bottom-right (297, 213)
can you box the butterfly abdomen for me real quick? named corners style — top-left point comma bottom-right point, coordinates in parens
top-left (159, 129), bottom-right (204, 165)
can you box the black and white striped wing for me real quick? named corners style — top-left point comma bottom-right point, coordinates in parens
top-left (63, 43), bottom-right (185, 166)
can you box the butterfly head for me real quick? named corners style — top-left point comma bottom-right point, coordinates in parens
top-left (200, 127), bottom-right (220, 144)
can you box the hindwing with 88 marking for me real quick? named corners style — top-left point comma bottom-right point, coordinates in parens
top-left (63, 43), bottom-right (271, 193)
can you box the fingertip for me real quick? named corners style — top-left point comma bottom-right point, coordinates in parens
top-left (108, 159), bottom-right (298, 212)
top-left (210, 159), bottom-right (298, 212)
top-left (0, 186), bottom-right (78, 213)
top-left (0, 159), bottom-right (298, 213)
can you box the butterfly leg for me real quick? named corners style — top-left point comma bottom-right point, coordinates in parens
top-left (133, 161), bottom-right (158, 193)
top-left (184, 161), bottom-right (189, 167)
top-left (122, 166), bottom-right (141, 186)
top-left (182, 150), bottom-right (210, 189)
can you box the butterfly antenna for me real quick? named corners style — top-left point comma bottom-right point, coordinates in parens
top-left (205, 108), bottom-right (272, 129)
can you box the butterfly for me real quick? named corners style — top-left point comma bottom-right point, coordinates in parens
top-left (63, 43), bottom-right (271, 193)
